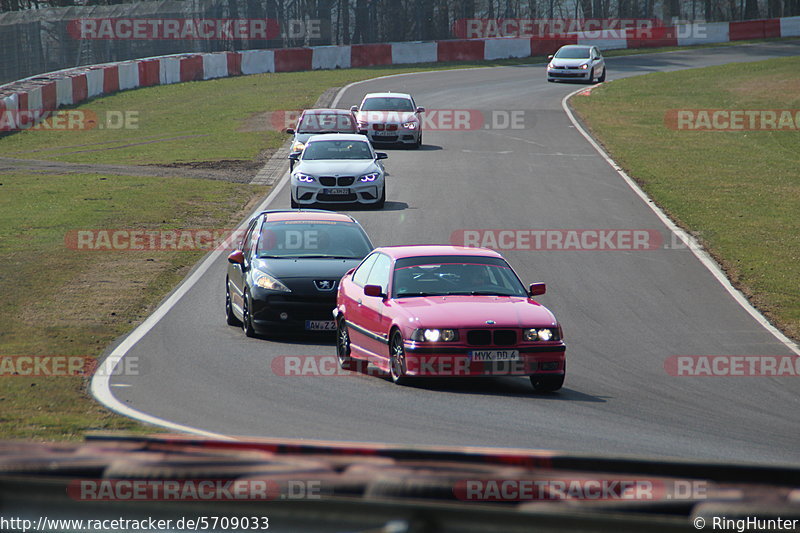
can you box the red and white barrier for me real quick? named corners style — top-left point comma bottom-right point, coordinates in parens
top-left (484, 38), bottom-right (531, 60)
top-left (2, 16), bottom-right (799, 133)
top-left (312, 45), bottom-right (351, 70)
top-left (391, 41), bottom-right (438, 64)
top-left (202, 53), bottom-right (228, 80)
top-left (780, 15), bottom-right (800, 37)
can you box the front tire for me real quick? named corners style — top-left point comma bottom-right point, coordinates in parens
top-left (225, 278), bottom-right (242, 326)
top-left (389, 330), bottom-right (411, 385)
top-left (290, 194), bottom-right (299, 209)
top-left (336, 317), bottom-right (355, 370)
top-left (598, 68), bottom-right (606, 82)
top-left (242, 290), bottom-right (256, 338)
top-left (375, 184), bottom-right (386, 209)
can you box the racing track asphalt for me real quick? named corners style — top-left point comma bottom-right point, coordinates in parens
top-left (104, 41), bottom-right (800, 465)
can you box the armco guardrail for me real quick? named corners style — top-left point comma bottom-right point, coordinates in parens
top-left (1, 16), bottom-right (799, 133)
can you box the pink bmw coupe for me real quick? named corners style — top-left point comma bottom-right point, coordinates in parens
top-left (334, 245), bottom-right (566, 392)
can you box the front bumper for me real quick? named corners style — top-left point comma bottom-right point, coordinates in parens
top-left (401, 342), bottom-right (566, 377)
top-left (249, 291), bottom-right (337, 333)
top-left (360, 128), bottom-right (420, 145)
top-left (291, 181), bottom-right (383, 205)
top-left (547, 68), bottom-right (592, 81)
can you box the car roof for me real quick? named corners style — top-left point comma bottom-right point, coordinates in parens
top-left (305, 133), bottom-right (371, 142)
top-left (262, 210), bottom-right (357, 223)
top-left (301, 108), bottom-right (354, 115)
top-left (362, 92), bottom-right (413, 100)
top-left (558, 44), bottom-right (592, 50)
top-left (373, 245), bottom-right (504, 260)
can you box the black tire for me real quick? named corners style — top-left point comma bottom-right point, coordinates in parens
top-left (225, 278), bottom-right (242, 326)
top-left (242, 290), bottom-right (256, 338)
top-left (290, 195), bottom-right (299, 209)
top-left (375, 184), bottom-right (386, 209)
top-left (414, 133), bottom-right (422, 149)
top-left (389, 330), bottom-right (411, 385)
top-left (336, 317), bottom-right (355, 370)
top-left (530, 374), bottom-right (564, 393)
top-left (598, 68), bottom-right (606, 82)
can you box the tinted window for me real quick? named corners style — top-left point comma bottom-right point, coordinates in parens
top-left (361, 98), bottom-right (414, 112)
top-left (298, 113), bottom-right (356, 134)
top-left (241, 218), bottom-right (260, 258)
top-left (302, 140), bottom-right (373, 160)
top-left (392, 256), bottom-right (527, 298)
top-left (554, 47), bottom-right (591, 59)
top-left (352, 253), bottom-right (379, 286)
top-left (256, 221), bottom-right (372, 259)
top-left (365, 254), bottom-right (391, 293)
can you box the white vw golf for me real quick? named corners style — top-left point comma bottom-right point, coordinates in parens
top-left (289, 134), bottom-right (388, 209)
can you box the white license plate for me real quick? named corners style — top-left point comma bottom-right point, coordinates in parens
top-left (373, 131), bottom-right (394, 137)
top-left (469, 350), bottom-right (520, 362)
top-left (322, 188), bottom-right (350, 195)
top-left (306, 320), bottom-right (336, 331)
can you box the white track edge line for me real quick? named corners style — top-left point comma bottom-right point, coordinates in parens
top-left (562, 86), bottom-right (800, 356)
top-left (90, 176), bottom-right (292, 438)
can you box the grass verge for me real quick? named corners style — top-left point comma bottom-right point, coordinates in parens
top-left (570, 55), bottom-right (800, 342)
top-left (0, 172), bottom-right (268, 439)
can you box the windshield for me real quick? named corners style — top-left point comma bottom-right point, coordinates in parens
top-left (297, 113), bottom-right (356, 134)
top-left (361, 97), bottom-right (414, 112)
top-left (302, 139), bottom-right (373, 160)
top-left (256, 221), bottom-right (372, 259)
top-left (554, 47), bottom-right (591, 59)
top-left (392, 256), bottom-right (528, 298)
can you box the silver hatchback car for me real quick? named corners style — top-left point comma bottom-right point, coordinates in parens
top-left (547, 45), bottom-right (606, 83)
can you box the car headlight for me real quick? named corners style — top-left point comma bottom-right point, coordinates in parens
top-left (359, 172), bottom-right (380, 182)
top-left (357, 121), bottom-right (368, 129)
top-left (411, 329), bottom-right (458, 342)
top-left (294, 173), bottom-right (315, 183)
top-left (523, 328), bottom-right (559, 341)
top-left (402, 121), bottom-right (418, 130)
top-left (580, 64), bottom-right (589, 70)
top-left (254, 271), bottom-right (291, 292)
top-left (547, 62), bottom-right (554, 69)
top-left (291, 141), bottom-right (305, 152)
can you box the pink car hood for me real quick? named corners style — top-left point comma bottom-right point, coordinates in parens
top-left (392, 296), bottom-right (557, 329)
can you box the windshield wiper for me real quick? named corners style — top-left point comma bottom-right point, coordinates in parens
top-left (447, 291), bottom-right (516, 296)
top-left (278, 255), bottom-right (360, 259)
top-left (396, 292), bottom-right (450, 298)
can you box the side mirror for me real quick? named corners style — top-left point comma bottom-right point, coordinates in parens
top-left (364, 284), bottom-right (384, 298)
top-left (547, 54), bottom-right (554, 60)
top-left (228, 250), bottom-right (245, 265)
top-left (285, 128), bottom-right (295, 135)
top-left (375, 152), bottom-right (388, 160)
top-left (350, 105), bottom-right (359, 113)
top-left (288, 152), bottom-right (300, 160)
top-left (416, 106), bottom-right (425, 113)
top-left (529, 282), bottom-right (546, 297)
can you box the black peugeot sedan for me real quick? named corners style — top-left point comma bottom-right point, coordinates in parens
top-left (225, 209), bottom-right (374, 337)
